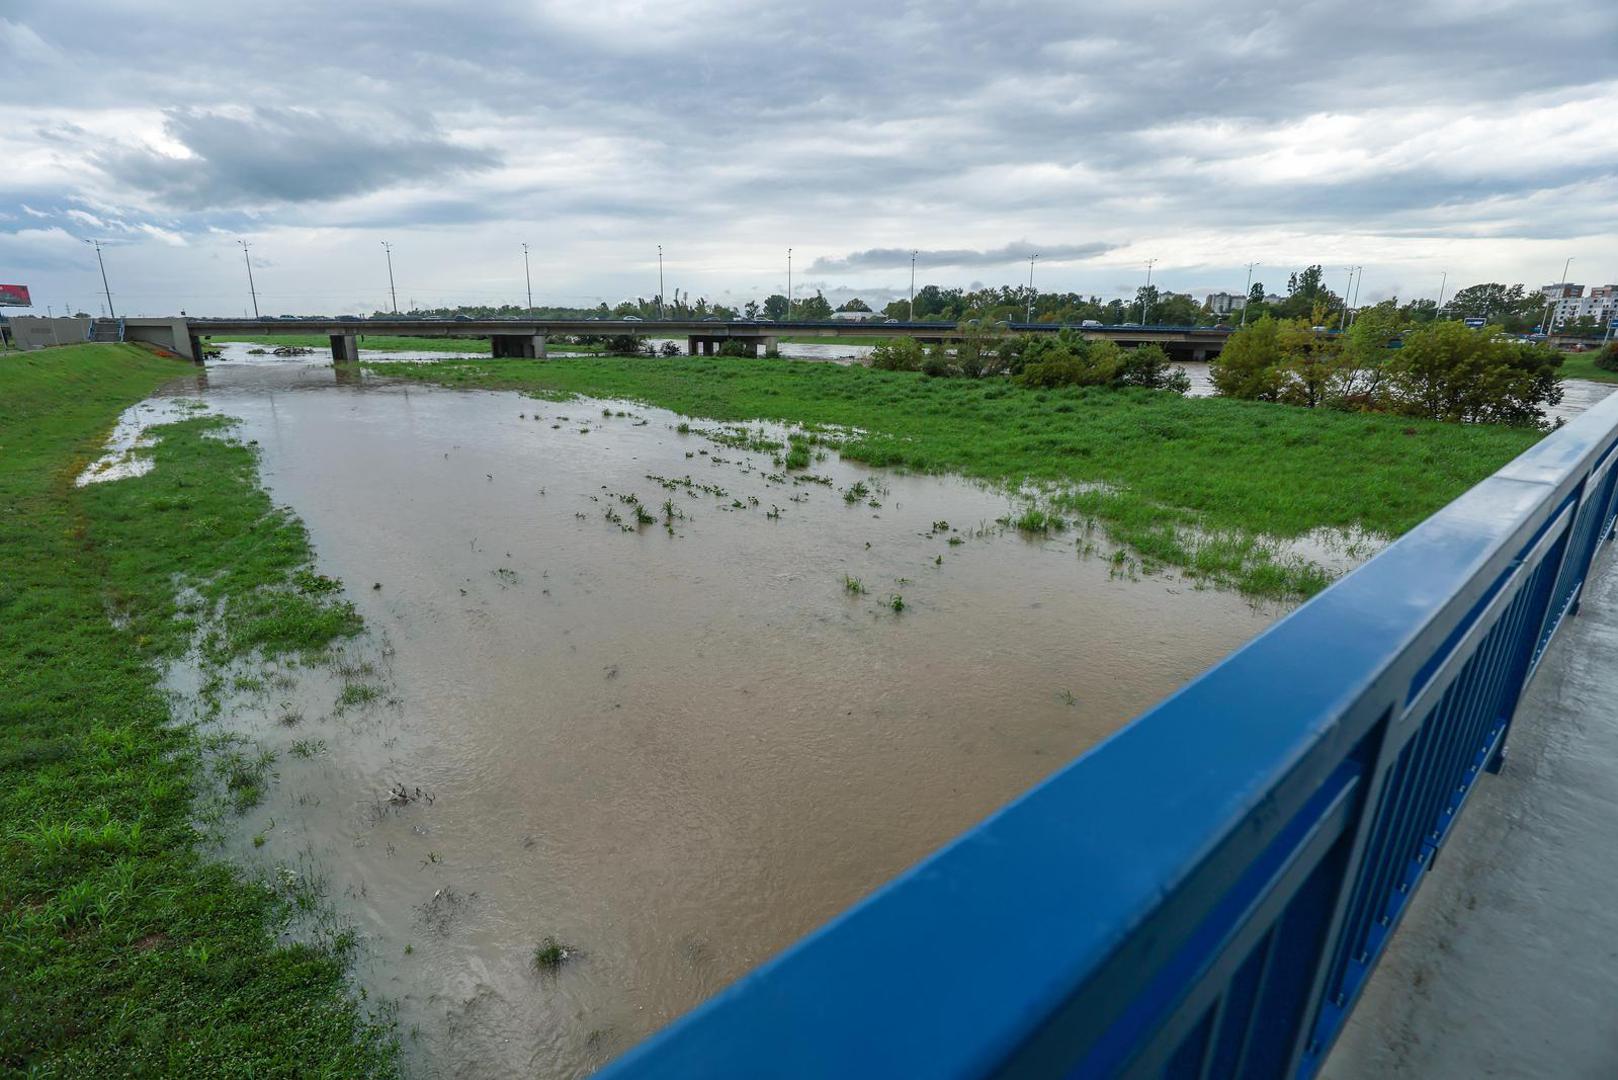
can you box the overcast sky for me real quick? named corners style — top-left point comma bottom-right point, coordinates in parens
top-left (4, 1), bottom-right (1615, 316)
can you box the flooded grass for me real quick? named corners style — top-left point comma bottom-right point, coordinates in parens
top-left (0, 345), bottom-right (396, 1075)
top-left (365, 356), bottom-right (1545, 598)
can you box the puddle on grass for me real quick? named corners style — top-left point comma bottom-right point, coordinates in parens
top-left (123, 354), bottom-right (1288, 1077)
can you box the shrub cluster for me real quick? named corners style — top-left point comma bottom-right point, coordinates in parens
top-left (1595, 341), bottom-right (1618, 373)
top-left (1209, 309), bottom-right (1563, 425)
top-left (871, 328), bottom-right (1190, 395)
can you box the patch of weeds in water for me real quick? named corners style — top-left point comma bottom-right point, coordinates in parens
top-left (842, 480), bottom-right (870, 504)
top-left (1004, 505), bottom-right (1067, 533)
top-left (782, 437), bottom-right (812, 470)
top-left (676, 421), bottom-right (691, 434)
top-left (533, 935), bottom-right (573, 971)
top-left (293, 569), bottom-right (343, 594)
top-left (887, 593), bottom-right (906, 613)
top-left (290, 738), bottom-right (328, 759)
top-left (947, 535), bottom-right (965, 546)
top-left (336, 682), bottom-right (381, 711)
top-left (843, 575), bottom-right (866, 595)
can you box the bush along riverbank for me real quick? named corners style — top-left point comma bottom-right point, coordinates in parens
top-left (0, 345), bottom-right (397, 1076)
top-left (363, 354), bottom-right (1545, 599)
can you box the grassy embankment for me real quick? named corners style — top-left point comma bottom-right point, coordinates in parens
top-left (1558, 351), bottom-right (1618, 384)
top-left (366, 355), bottom-right (1544, 598)
top-left (204, 333), bottom-right (605, 354)
top-left (0, 345), bottom-right (396, 1076)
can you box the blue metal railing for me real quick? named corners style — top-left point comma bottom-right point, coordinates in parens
top-left (599, 393), bottom-right (1618, 1080)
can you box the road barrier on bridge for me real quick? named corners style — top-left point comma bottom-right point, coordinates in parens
top-left (597, 389), bottom-right (1618, 1079)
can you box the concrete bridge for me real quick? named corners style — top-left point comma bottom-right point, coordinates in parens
top-left (115, 316), bottom-right (1237, 364)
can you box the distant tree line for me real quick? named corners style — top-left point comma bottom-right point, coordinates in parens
top-left (368, 267), bottom-right (1576, 338)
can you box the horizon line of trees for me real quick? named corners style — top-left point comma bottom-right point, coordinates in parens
top-left (361, 265), bottom-right (1586, 334)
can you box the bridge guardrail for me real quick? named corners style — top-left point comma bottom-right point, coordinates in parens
top-left (597, 389), bottom-right (1618, 1079)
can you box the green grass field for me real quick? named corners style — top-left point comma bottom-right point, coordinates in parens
top-left (364, 355), bottom-right (1545, 597)
top-left (1558, 351), bottom-right (1618, 384)
top-left (0, 345), bottom-right (397, 1076)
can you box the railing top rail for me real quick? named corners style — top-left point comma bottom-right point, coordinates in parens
top-left (600, 390), bottom-right (1618, 1078)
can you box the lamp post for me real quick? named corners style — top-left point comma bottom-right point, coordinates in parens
top-left (1543, 257), bottom-right (1573, 335)
top-left (1350, 265), bottom-right (1363, 325)
top-left (1435, 270), bottom-right (1447, 321)
top-left (1026, 253), bottom-right (1039, 324)
top-left (522, 243), bottom-right (533, 317)
top-left (381, 241), bottom-right (398, 314)
top-left (909, 250), bottom-right (917, 322)
top-left (1140, 258), bottom-right (1156, 324)
top-left (1241, 262), bottom-right (1257, 326)
top-left (84, 239), bottom-right (115, 319)
top-left (657, 245), bottom-right (664, 320)
top-left (786, 248), bottom-right (793, 322)
top-left (239, 240), bottom-right (259, 320)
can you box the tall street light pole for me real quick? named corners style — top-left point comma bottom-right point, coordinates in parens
top-left (1026, 253), bottom-right (1039, 324)
top-left (657, 245), bottom-right (664, 320)
top-left (786, 248), bottom-right (793, 322)
top-left (1339, 266), bottom-right (1355, 331)
top-left (522, 243), bottom-right (533, 317)
top-left (1350, 265), bottom-right (1364, 325)
top-left (1141, 259), bottom-right (1156, 324)
top-left (1436, 270), bottom-right (1447, 321)
top-left (909, 250), bottom-right (917, 322)
top-left (239, 240), bottom-right (260, 320)
top-left (86, 239), bottom-right (115, 319)
top-left (1543, 257), bottom-right (1573, 335)
top-left (1241, 262), bottom-right (1257, 326)
top-left (381, 241), bottom-right (398, 314)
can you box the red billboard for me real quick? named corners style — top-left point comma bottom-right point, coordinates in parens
top-left (0, 284), bottom-right (32, 308)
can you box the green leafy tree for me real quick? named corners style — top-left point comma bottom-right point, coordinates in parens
top-left (1386, 321), bottom-right (1562, 425)
top-left (1209, 316), bottom-right (1286, 400)
top-left (797, 291), bottom-right (834, 320)
top-left (1275, 308), bottom-right (1343, 408)
top-left (870, 338), bottom-right (926, 371)
top-left (837, 298), bottom-right (871, 312)
top-left (762, 294), bottom-right (788, 320)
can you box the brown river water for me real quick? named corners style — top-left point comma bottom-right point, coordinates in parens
top-left (119, 347), bottom-right (1298, 1075)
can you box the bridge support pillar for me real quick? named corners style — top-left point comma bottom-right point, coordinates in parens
top-left (189, 334), bottom-right (205, 364)
top-left (491, 333), bottom-right (547, 359)
top-left (330, 333), bottom-right (359, 364)
top-left (759, 336), bottom-right (777, 356)
top-left (701, 339), bottom-right (714, 356)
top-left (687, 336), bottom-right (699, 356)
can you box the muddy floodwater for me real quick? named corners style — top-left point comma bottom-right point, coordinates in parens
top-left (142, 348), bottom-right (1286, 1077)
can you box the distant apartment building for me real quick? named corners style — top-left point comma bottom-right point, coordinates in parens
top-left (1540, 282), bottom-right (1584, 301)
top-left (1205, 291), bottom-right (1247, 315)
top-left (1549, 285), bottom-right (1618, 329)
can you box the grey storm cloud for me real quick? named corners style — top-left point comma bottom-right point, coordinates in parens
top-left (810, 242), bottom-right (1116, 273)
top-left (5, 0), bottom-right (1616, 312)
top-left (95, 107), bottom-right (499, 211)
